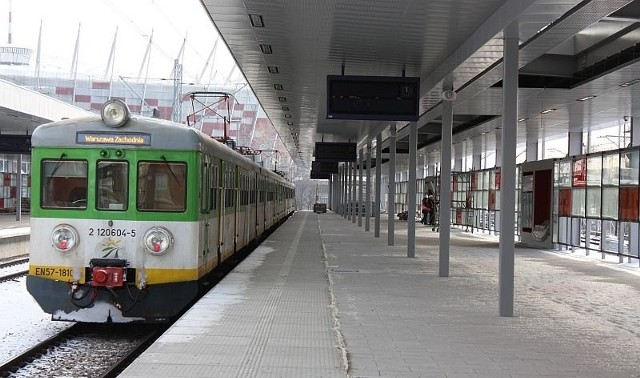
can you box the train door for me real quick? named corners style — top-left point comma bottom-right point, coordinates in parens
top-left (210, 161), bottom-right (221, 267)
top-left (236, 170), bottom-right (247, 250)
top-left (221, 162), bottom-right (236, 261)
top-left (199, 155), bottom-right (212, 271)
top-left (232, 165), bottom-right (239, 253)
top-left (264, 180), bottom-right (270, 229)
top-left (266, 180), bottom-right (274, 228)
top-left (257, 176), bottom-right (265, 234)
top-left (249, 172), bottom-right (257, 242)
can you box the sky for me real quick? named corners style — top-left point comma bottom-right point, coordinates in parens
top-left (0, 0), bottom-right (296, 174)
top-left (0, 0), bottom-right (238, 84)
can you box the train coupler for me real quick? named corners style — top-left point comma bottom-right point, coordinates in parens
top-left (89, 258), bottom-right (128, 288)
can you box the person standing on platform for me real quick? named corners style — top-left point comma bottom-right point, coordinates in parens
top-left (426, 192), bottom-right (436, 226)
top-left (421, 196), bottom-right (429, 225)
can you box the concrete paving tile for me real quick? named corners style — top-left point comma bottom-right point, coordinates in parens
top-left (121, 213), bottom-right (640, 378)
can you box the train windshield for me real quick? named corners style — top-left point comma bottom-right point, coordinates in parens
top-left (97, 161), bottom-right (128, 211)
top-left (41, 160), bottom-right (88, 209)
top-left (137, 161), bottom-right (186, 212)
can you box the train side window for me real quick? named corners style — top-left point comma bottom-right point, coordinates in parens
top-left (212, 165), bottom-right (219, 210)
top-left (250, 174), bottom-right (255, 204)
top-left (137, 161), bottom-right (187, 212)
top-left (41, 160), bottom-right (88, 209)
top-left (225, 167), bottom-right (235, 208)
top-left (200, 159), bottom-right (209, 213)
top-left (96, 161), bottom-right (128, 211)
top-left (207, 164), bottom-right (214, 211)
top-left (259, 179), bottom-right (265, 202)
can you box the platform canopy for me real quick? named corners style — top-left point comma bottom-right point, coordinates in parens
top-left (200, 0), bottom-right (640, 173)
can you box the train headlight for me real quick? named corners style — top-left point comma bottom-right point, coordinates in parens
top-left (51, 224), bottom-right (79, 252)
top-left (101, 99), bottom-right (131, 128)
top-left (143, 227), bottom-right (173, 255)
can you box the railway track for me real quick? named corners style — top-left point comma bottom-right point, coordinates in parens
top-left (0, 269), bottom-right (28, 282)
top-left (0, 323), bottom-right (166, 377)
top-left (0, 226), bottom-right (268, 376)
top-left (0, 257), bottom-right (28, 269)
top-left (0, 257), bottom-right (29, 282)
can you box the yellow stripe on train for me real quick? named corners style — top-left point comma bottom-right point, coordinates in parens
top-left (29, 265), bottom-right (199, 284)
top-left (140, 268), bottom-right (200, 283)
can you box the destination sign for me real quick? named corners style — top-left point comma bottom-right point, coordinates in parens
top-left (76, 132), bottom-right (151, 146)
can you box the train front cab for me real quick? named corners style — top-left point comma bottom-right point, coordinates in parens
top-left (27, 147), bottom-right (205, 322)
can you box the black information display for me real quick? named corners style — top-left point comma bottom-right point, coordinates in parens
top-left (315, 142), bottom-right (357, 162)
top-left (0, 135), bottom-right (31, 153)
top-left (312, 160), bottom-right (339, 174)
top-left (327, 75), bottom-right (420, 121)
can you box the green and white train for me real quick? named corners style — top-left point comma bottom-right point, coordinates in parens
top-left (26, 100), bottom-right (295, 322)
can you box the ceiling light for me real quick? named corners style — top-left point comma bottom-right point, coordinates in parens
top-left (281, 106), bottom-right (289, 111)
top-left (249, 14), bottom-right (264, 27)
top-left (284, 114), bottom-right (291, 118)
top-left (274, 84), bottom-right (283, 90)
top-left (259, 44), bottom-right (272, 54)
top-left (278, 96), bottom-right (287, 102)
top-left (287, 121), bottom-right (293, 125)
top-left (540, 108), bottom-right (556, 114)
top-left (537, 23), bottom-right (551, 34)
top-left (518, 118), bottom-right (528, 122)
top-left (576, 95), bottom-right (596, 101)
top-left (268, 65), bottom-right (279, 74)
top-left (620, 78), bottom-right (640, 87)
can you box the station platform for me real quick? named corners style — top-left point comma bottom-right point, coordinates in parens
top-left (0, 213), bottom-right (29, 261)
top-left (120, 211), bottom-right (640, 378)
top-left (0, 212), bottom-right (29, 230)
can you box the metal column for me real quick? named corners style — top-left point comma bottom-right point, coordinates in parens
top-left (328, 176), bottom-right (333, 211)
top-left (388, 125), bottom-right (396, 246)
top-left (631, 117), bottom-right (640, 147)
top-left (499, 22), bottom-right (519, 317)
top-left (338, 173), bottom-right (342, 213)
top-left (375, 134), bottom-right (382, 238)
top-left (472, 135), bottom-right (483, 170)
top-left (358, 148), bottom-right (363, 227)
top-left (347, 162), bottom-right (351, 220)
top-left (440, 84), bottom-right (453, 277)
top-left (494, 129), bottom-right (502, 232)
top-left (340, 164), bottom-right (347, 218)
top-left (568, 131), bottom-right (583, 156)
top-left (408, 121), bottom-right (417, 257)
top-left (365, 142), bottom-right (372, 232)
top-left (526, 139), bottom-right (538, 162)
top-left (335, 174), bottom-right (340, 213)
top-left (352, 161), bottom-right (357, 224)
top-left (16, 154), bottom-right (22, 222)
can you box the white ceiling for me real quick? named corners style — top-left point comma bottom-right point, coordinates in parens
top-left (199, 0), bottom-right (640, 172)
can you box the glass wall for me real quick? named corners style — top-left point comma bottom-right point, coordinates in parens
top-left (0, 154), bottom-right (29, 212)
top-left (554, 147), bottom-right (639, 262)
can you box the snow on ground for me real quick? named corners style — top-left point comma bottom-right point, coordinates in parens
top-left (0, 276), bottom-right (71, 364)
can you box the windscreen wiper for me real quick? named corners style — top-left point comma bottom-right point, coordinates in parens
top-left (45, 153), bottom-right (68, 188)
top-left (161, 155), bottom-right (183, 189)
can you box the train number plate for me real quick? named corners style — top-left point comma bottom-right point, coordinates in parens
top-left (89, 228), bottom-right (136, 237)
top-left (31, 266), bottom-right (81, 281)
